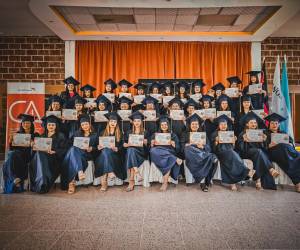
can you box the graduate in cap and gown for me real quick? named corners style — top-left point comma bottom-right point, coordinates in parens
top-left (168, 97), bottom-right (186, 143)
top-left (61, 114), bottom-right (97, 194)
top-left (235, 94), bottom-right (253, 136)
top-left (162, 81), bottom-right (175, 96)
top-left (30, 115), bottom-right (67, 193)
top-left (60, 76), bottom-right (80, 108)
top-left (226, 76), bottom-right (243, 115)
top-left (211, 82), bottom-right (225, 103)
top-left (117, 96), bottom-right (133, 135)
top-left (149, 116), bottom-right (182, 191)
top-left (104, 79), bottom-right (117, 94)
top-left (47, 95), bottom-right (63, 111)
top-left (92, 95), bottom-right (112, 135)
top-left (265, 113), bottom-right (300, 192)
top-left (181, 113), bottom-right (218, 192)
top-left (191, 79), bottom-right (205, 96)
top-left (215, 94), bottom-right (236, 125)
top-left (2, 114), bottom-right (39, 193)
top-left (123, 111), bottom-right (149, 192)
top-left (243, 71), bottom-right (267, 110)
top-left (80, 84), bottom-right (96, 98)
top-left (237, 112), bottom-right (279, 190)
top-left (134, 82), bottom-right (146, 96)
top-left (176, 80), bottom-right (189, 104)
top-left (94, 112), bottom-right (127, 191)
top-left (200, 95), bottom-right (216, 141)
top-left (184, 98), bottom-right (200, 117)
top-left (211, 115), bottom-right (254, 191)
top-left (118, 79), bottom-right (133, 97)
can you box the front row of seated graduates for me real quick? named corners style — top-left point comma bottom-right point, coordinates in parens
top-left (3, 74), bottom-right (300, 194)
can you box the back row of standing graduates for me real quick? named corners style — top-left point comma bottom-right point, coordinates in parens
top-left (3, 72), bottom-right (300, 194)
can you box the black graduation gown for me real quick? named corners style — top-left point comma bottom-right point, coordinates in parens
top-left (230, 96), bottom-right (241, 116)
top-left (61, 131), bottom-right (98, 190)
top-left (2, 132), bottom-right (39, 193)
top-left (30, 132), bottom-right (67, 193)
top-left (237, 131), bottom-right (276, 189)
top-left (181, 131), bottom-right (218, 184)
top-left (203, 119), bottom-right (216, 144)
top-left (144, 109), bottom-right (160, 142)
top-left (94, 132), bottom-right (127, 180)
top-left (242, 86), bottom-right (266, 109)
top-left (266, 130), bottom-right (300, 185)
top-left (149, 132), bottom-right (181, 180)
top-left (60, 91), bottom-right (79, 108)
top-left (211, 131), bottom-right (249, 184)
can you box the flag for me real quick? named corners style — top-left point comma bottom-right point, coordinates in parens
top-left (260, 58), bottom-right (269, 114)
top-left (281, 55), bottom-right (294, 141)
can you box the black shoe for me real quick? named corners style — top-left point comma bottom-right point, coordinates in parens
top-left (202, 185), bottom-right (209, 192)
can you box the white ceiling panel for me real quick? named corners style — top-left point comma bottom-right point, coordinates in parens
top-left (174, 24), bottom-right (192, 31)
top-left (134, 15), bottom-right (155, 24)
top-left (156, 15), bottom-right (176, 24)
top-left (77, 24), bottom-right (99, 31)
top-left (193, 25), bottom-right (211, 31)
top-left (98, 23), bottom-right (119, 31)
top-left (67, 14), bottom-right (96, 25)
top-left (177, 8), bottom-right (200, 15)
top-left (117, 24), bottom-right (137, 31)
top-left (111, 8), bottom-right (133, 15)
top-left (137, 23), bottom-right (155, 31)
top-left (134, 8), bottom-right (155, 15)
top-left (175, 15), bottom-right (198, 25)
top-left (228, 24), bottom-right (247, 31)
top-left (220, 7), bottom-right (243, 15)
top-left (234, 14), bottom-right (256, 25)
top-left (241, 6), bottom-right (265, 15)
top-left (199, 8), bottom-right (220, 15)
top-left (156, 8), bottom-right (177, 15)
top-left (155, 23), bottom-right (174, 31)
top-left (88, 7), bottom-right (112, 15)
top-left (209, 25), bottom-right (231, 31)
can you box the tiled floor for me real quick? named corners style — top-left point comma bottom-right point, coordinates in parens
top-left (0, 183), bottom-right (299, 250)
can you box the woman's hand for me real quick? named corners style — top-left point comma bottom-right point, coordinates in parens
top-left (112, 146), bottom-right (118, 152)
top-left (170, 140), bottom-right (176, 148)
top-left (243, 133), bottom-right (249, 142)
top-left (97, 145), bottom-right (104, 150)
top-left (215, 136), bottom-right (219, 145)
top-left (151, 140), bottom-right (155, 147)
top-left (143, 139), bottom-right (148, 145)
top-left (123, 143), bottom-right (129, 148)
top-left (269, 142), bottom-right (276, 148)
top-left (197, 143), bottom-right (204, 149)
top-left (47, 149), bottom-right (56, 154)
top-left (262, 134), bottom-right (267, 141)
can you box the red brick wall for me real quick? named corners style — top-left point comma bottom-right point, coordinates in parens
top-left (0, 36), bottom-right (65, 157)
top-left (261, 37), bottom-right (300, 85)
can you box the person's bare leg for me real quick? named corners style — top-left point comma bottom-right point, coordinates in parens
top-left (68, 180), bottom-right (76, 194)
top-left (126, 169), bottom-right (135, 192)
top-left (78, 170), bottom-right (86, 181)
top-left (100, 174), bottom-right (108, 191)
top-left (255, 178), bottom-right (263, 190)
top-left (160, 171), bottom-right (170, 191)
top-left (230, 184), bottom-right (237, 191)
top-left (269, 167), bottom-right (280, 178)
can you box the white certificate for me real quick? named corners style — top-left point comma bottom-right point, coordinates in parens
top-left (155, 133), bottom-right (171, 146)
top-left (119, 92), bottom-right (132, 100)
top-left (248, 83), bottom-right (262, 95)
top-left (33, 137), bottom-right (52, 152)
top-left (133, 95), bottom-right (145, 104)
top-left (189, 132), bottom-right (206, 145)
top-left (225, 88), bottom-right (239, 98)
top-left (218, 131), bottom-right (235, 144)
top-left (62, 109), bottom-right (77, 120)
top-left (162, 96), bottom-right (175, 105)
top-left (246, 129), bottom-right (264, 142)
top-left (271, 133), bottom-right (289, 144)
top-left (128, 134), bottom-right (144, 147)
top-left (143, 110), bottom-right (156, 121)
top-left (73, 137), bottom-right (90, 150)
top-left (150, 94), bottom-right (162, 103)
top-left (252, 109), bottom-right (265, 119)
top-left (170, 110), bottom-right (185, 120)
top-left (84, 98), bottom-right (97, 109)
top-left (99, 136), bottom-right (115, 148)
top-left (180, 98), bottom-right (187, 104)
top-left (203, 108), bottom-right (216, 119)
top-left (193, 109), bottom-right (205, 118)
top-left (12, 133), bottom-right (31, 147)
top-left (217, 111), bottom-right (232, 118)
top-left (102, 93), bottom-right (115, 103)
top-left (94, 111), bottom-right (108, 122)
top-left (190, 93), bottom-right (202, 102)
top-left (117, 110), bottom-right (132, 121)
top-left (46, 111), bottom-right (62, 118)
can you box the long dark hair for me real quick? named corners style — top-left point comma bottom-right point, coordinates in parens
top-left (19, 121), bottom-right (35, 135)
top-left (158, 120), bottom-right (170, 133)
top-left (82, 91), bottom-right (94, 98)
top-left (42, 123), bottom-right (59, 137)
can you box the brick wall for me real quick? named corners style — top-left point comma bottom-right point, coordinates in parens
top-left (0, 36), bottom-right (65, 157)
top-left (261, 37), bottom-right (300, 85)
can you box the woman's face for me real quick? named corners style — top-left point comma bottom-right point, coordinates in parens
top-left (220, 101), bottom-right (228, 110)
top-left (243, 101), bottom-right (251, 109)
top-left (47, 122), bottom-right (56, 133)
top-left (247, 119), bottom-right (258, 129)
top-left (171, 103), bottom-right (180, 110)
top-left (22, 121), bottom-right (32, 131)
top-left (75, 103), bottom-right (83, 111)
top-left (152, 87), bottom-right (159, 94)
top-left (137, 89), bottom-right (144, 95)
top-left (203, 101), bottom-right (210, 109)
top-left (187, 106), bottom-right (195, 115)
top-left (108, 119), bottom-right (117, 129)
top-left (165, 87), bottom-right (171, 95)
top-left (250, 76), bottom-right (257, 83)
top-left (179, 87), bottom-right (185, 94)
top-left (190, 121), bottom-right (199, 132)
top-left (219, 122), bottom-right (228, 131)
top-left (160, 122), bottom-right (168, 132)
top-left (230, 82), bottom-right (238, 88)
top-left (194, 86), bottom-right (201, 93)
top-left (133, 119), bottom-right (142, 128)
top-left (81, 122), bottom-right (90, 132)
top-left (51, 102), bottom-right (60, 111)
top-left (269, 121), bottom-right (279, 132)
top-left (84, 90), bottom-right (91, 97)
top-left (208, 89), bottom-right (215, 97)
top-left (216, 90), bottom-right (222, 97)
top-left (120, 103), bottom-right (129, 110)
top-left (121, 85), bottom-right (128, 93)
top-left (106, 84), bottom-right (112, 92)
top-left (98, 102), bottom-right (106, 111)
top-left (67, 84), bottom-right (74, 91)
top-left (146, 103), bottom-right (154, 110)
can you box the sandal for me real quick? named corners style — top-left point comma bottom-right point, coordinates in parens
top-left (68, 181), bottom-right (76, 194)
top-left (230, 184), bottom-right (237, 191)
top-left (255, 181), bottom-right (263, 191)
top-left (270, 168), bottom-right (280, 178)
top-left (248, 169), bottom-right (256, 178)
top-left (160, 182), bottom-right (168, 192)
top-left (126, 180), bottom-right (135, 192)
top-left (78, 171), bottom-right (86, 181)
top-left (14, 178), bottom-right (21, 187)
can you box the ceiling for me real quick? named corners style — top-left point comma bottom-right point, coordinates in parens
top-left (0, 0), bottom-right (299, 40)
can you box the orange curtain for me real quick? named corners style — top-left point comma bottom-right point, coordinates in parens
top-left (75, 41), bottom-right (251, 96)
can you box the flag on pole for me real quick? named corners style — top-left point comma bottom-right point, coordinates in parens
top-left (260, 58), bottom-right (269, 114)
top-left (281, 55), bottom-right (294, 141)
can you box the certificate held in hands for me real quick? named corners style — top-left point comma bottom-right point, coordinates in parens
top-left (94, 111), bottom-right (108, 122)
top-left (170, 110), bottom-right (185, 120)
top-left (162, 96), bottom-right (175, 105)
top-left (99, 136), bottom-right (115, 148)
top-left (12, 133), bottom-right (31, 147)
top-left (271, 133), bottom-right (289, 144)
top-left (46, 111), bottom-right (61, 118)
top-left (73, 137), bottom-right (90, 150)
top-left (248, 83), bottom-right (262, 95)
top-left (225, 88), bottom-right (239, 98)
top-left (128, 134), bottom-right (144, 147)
top-left (143, 110), bottom-right (156, 121)
top-left (33, 137), bottom-right (52, 152)
top-left (189, 132), bottom-right (206, 145)
top-left (252, 109), bottom-right (265, 119)
top-left (84, 98), bottom-right (97, 109)
top-left (218, 131), bottom-right (235, 144)
top-left (102, 93), bottom-right (115, 103)
top-left (246, 129), bottom-right (264, 142)
top-left (117, 110), bottom-right (132, 121)
top-left (62, 109), bottom-right (77, 120)
top-left (155, 133), bottom-right (171, 146)
top-left (189, 93), bottom-right (202, 102)
top-left (203, 108), bottom-right (216, 119)
top-left (217, 111), bottom-right (231, 118)
top-left (133, 95), bottom-right (145, 104)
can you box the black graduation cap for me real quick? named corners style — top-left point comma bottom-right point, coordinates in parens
top-left (128, 111), bottom-right (145, 121)
top-left (216, 94), bottom-right (232, 108)
top-left (80, 84), bottom-right (96, 92)
top-left (192, 79), bottom-right (206, 88)
top-left (149, 82), bottom-right (162, 92)
top-left (246, 71), bottom-right (261, 77)
top-left (96, 95), bottom-right (111, 106)
top-left (18, 113), bottom-right (35, 123)
top-left (132, 104), bottom-right (145, 112)
top-left (184, 98), bottom-right (200, 109)
top-left (226, 76), bottom-right (242, 85)
top-left (162, 81), bottom-right (174, 90)
top-left (48, 95), bottom-right (63, 105)
top-left (79, 114), bottom-right (91, 124)
top-left (239, 111), bottom-right (266, 129)
top-left (158, 115), bottom-right (171, 124)
top-left (201, 95), bottom-right (214, 103)
top-left (104, 79), bottom-right (117, 90)
top-left (241, 94), bottom-right (252, 102)
top-left (214, 114), bottom-right (233, 127)
top-left (104, 112), bottom-right (122, 121)
top-left (134, 82), bottom-right (146, 90)
top-left (176, 80), bottom-right (189, 90)
top-left (186, 113), bottom-right (203, 125)
top-left (264, 113), bottom-right (286, 123)
top-left (118, 79), bottom-right (133, 88)
top-left (63, 76), bottom-right (80, 86)
top-left (42, 115), bottom-right (61, 125)
top-left (74, 96), bottom-right (87, 105)
top-left (169, 97), bottom-right (184, 108)
top-left (142, 96), bottom-right (158, 106)
top-left (118, 96), bottom-right (133, 106)
top-left (211, 82), bottom-right (225, 91)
